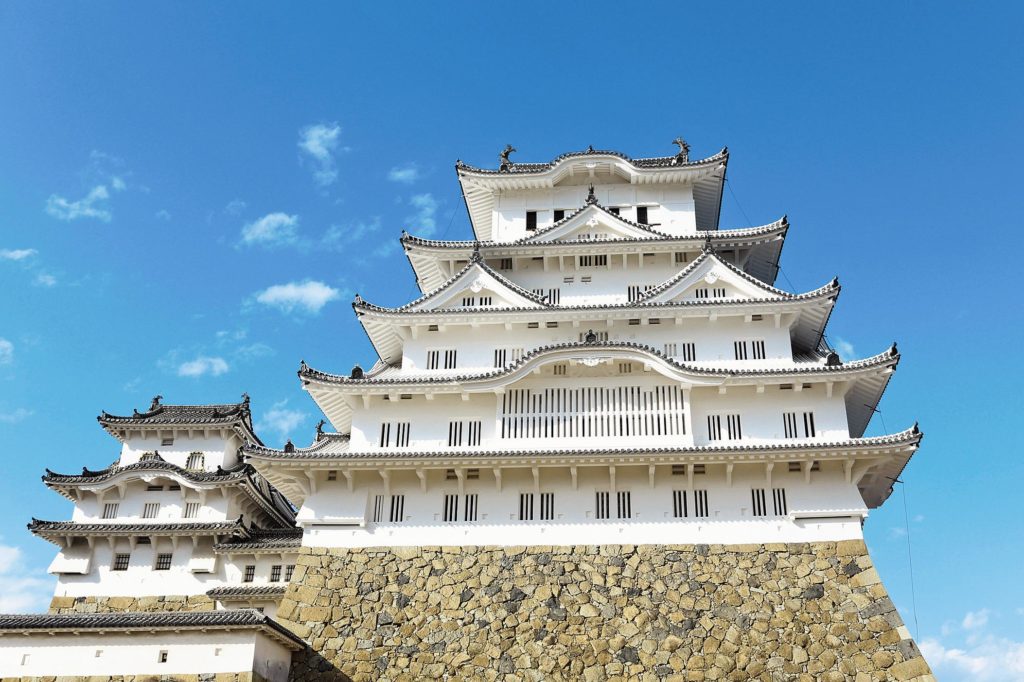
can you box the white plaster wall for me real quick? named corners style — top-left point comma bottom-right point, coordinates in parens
top-left (52, 537), bottom-right (296, 598)
top-left (71, 480), bottom-right (232, 522)
top-left (494, 185), bottom-right (696, 242)
top-left (347, 377), bottom-right (848, 451)
top-left (0, 629), bottom-right (293, 681)
top-left (300, 463), bottom-right (866, 547)
top-left (401, 316), bottom-right (796, 372)
top-left (119, 431), bottom-right (242, 469)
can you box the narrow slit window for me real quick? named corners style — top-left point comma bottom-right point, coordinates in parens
top-left (595, 491), bottom-right (610, 520)
top-left (519, 493), bottom-right (534, 521)
top-left (636, 206), bottom-right (649, 224)
top-left (526, 211), bottom-right (538, 231)
top-left (184, 502), bottom-right (200, 519)
top-left (373, 495), bottom-right (385, 523)
top-left (389, 495), bottom-right (405, 523)
top-left (102, 503), bottom-right (119, 519)
top-left (672, 490), bottom-right (687, 518)
top-left (680, 342), bottom-right (696, 362)
top-left (694, 489), bottom-right (709, 517)
top-left (772, 488), bottom-right (788, 516)
top-left (443, 494), bottom-right (459, 523)
top-left (464, 494), bottom-right (479, 522)
top-left (616, 491), bottom-right (632, 519)
top-left (751, 488), bottom-right (767, 517)
top-left (540, 493), bottom-right (554, 521)
top-left (142, 503), bottom-right (160, 519)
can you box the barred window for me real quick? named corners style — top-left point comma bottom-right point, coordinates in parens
top-left (751, 488), bottom-right (768, 517)
top-left (773, 488), bottom-right (788, 516)
top-left (616, 491), bottom-right (632, 519)
top-left (154, 553), bottom-right (172, 571)
top-left (243, 565), bottom-right (255, 582)
top-left (379, 422), bottom-right (411, 447)
top-left (372, 495), bottom-right (385, 523)
top-left (285, 565), bottom-right (296, 581)
top-left (271, 565), bottom-right (282, 582)
top-left (142, 503), bottom-right (160, 519)
top-left (112, 553), bottom-right (130, 571)
top-left (389, 495), bottom-right (405, 523)
top-left (707, 414), bottom-right (742, 441)
top-left (102, 503), bottom-right (119, 519)
top-left (464, 494), bottom-right (479, 522)
top-left (184, 502), bottom-right (200, 519)
top-left (540, 493), bottom-right (554, 521)
top-left (426, 349), bottom-right (457, 370)
top-left (443, 494), bottom-right (459, 523)
top-left (672, 490), bottom-right (687, 518)
top-left (693, 489), bottom-right (709, 517)
top-left (518, 493), bottom-right (534, 521)
top-left (186, 452), bottom-right (204, 470)
top-left (595, 491), bottom-right (610, 520)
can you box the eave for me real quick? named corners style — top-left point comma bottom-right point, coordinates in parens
top-left (28, 518), bottom-right (249, 547)
top-left (456, 148), bottom-right (728, 240)
top-left (402, 217), bottom-right (789, 291)
top-left (247, 426), bottom-right (922, 510)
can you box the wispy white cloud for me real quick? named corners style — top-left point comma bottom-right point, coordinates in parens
top-left (0, 408), bottom-right (32, 424)
top-left (298, 122), bottom-right (342, 187)
top-left (0, 249), bottom-right (37, 261)
top-left (833, 337), bottom-right (856, 362)
top-left (256, 400), bottom-right (307, 441)
top-left (254, 280), bottom-right (341, 314)
top-left (921, 635), bottom-right (1024, 680)
top-left (388, 164), bottom-right (421, 184)
top-left (321, 218), bottom-right (381, 252)
top-left (0, 338), bottom-right (12, 365)
top-left (0, 542), bottom-right (53, 612)
top-left (240, 212), bottom-right (300, 247)
top-left (963, 609), bottom-right (991, 630)
top-left (224, 199), bottom-right (247, 216)
top-left (177, 356), bottom-right (229, 378)
top-left (46, 185), bottom-right (112, 222)
top-left (34, 272), bottom-right (57, 287)
top-left (407, 193), bottom-right (439, 237)
top-left (235, 343), bottom-right (275, 361)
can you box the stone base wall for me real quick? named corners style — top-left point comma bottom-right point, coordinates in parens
top-left (2, 674), bottom-right (266, 682)
top-left (47, 594), bottom-right (215, 614)
top-left (277, 542), bottom-right (933, 682)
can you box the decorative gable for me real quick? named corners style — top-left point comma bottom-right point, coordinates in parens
top-left (639, 252), bottom-right (789, 304)
top-left (521, 204), bottom-right (665, 244)
top-left (406, 261), bottom-right (548, 312)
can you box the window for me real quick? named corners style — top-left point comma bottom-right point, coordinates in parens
top-left (499, 258), bottom-right (513, 270)
top-left (618, 362), bottom-right (632, 374)
top-left (443, 494), bottom-right (459, 523)
top-left (680, 342), bottom-right (696, 362)
top-left (464, 494), bottom-right (479, 522)
top-left (526, 211), bottom-right (538, 231)
top-left (161, 437), bottom-right (174, 447)
top-left (707, 414), bottom-right (742, 441)
top-left (271, 565), bottom-right (282, 582)
top-left (579, 254), bottom-right (608, 267)
top-left (183, 502), bottom-right (200, 519)
top-left (578, 331), bottom-right (608, 342)
top-left (595, 491), bottom-right (610, 520)
top-left (389, 495), bottom-right (405, 523)
top-left (518, 493), bottom-right (534, 521)
top-left (102, 503), bottom-right (119, 519)
top-left (553, 209), bottom-right (565, 222)
top-left (694, 490), bottom-right (709, 517)
top-left (243, 565), bottom-right (255, 582)
top-left (145, 484), bottom-right (163, 491)
top-left (552, 363), bottom-right (567, 376)
top-left (494, 347), bottom-right (523, 367)
top-left (168, 484), bottom-right (180, 491)
top-left (112, 553), bottom-right (131, 571)
top-left (186, 453), bottom-right (204, 470)
top-left (545, 321), bottom-right (559, 328)
top-left (751, 488), bottom-right (768, 517)
top-left (672, 490), bottom-right (687, 518)
top-left (467, 469), bottom-right (480, 480)
top-left (140, 452), bottom-right (159, 462)
top-left (563, 276), bottom-right (575, 283)
top-left (426, 349), bottom-right (457, 370)
top-left (143, 503), bottom-right (160, 519)
top-left (616, 491), bottom-right (632, 519)
top-left (327, 470), bottom-right (338, 481)
top-left (547, 288), bottom-right (560, 304)
top-left (581, 275), bottom-right (592, 283)
top-left (773, 488), bottom-right (788, 516)
top-left (674, 252), bottom-right (688, 264)
top-left (627, 284), bottom-right (655, 301)
top-left (608, 207), bottom-right (621, 216)
top-left (664, 343), bottom-right (677, 357)
top-left (158, 650), bottom-right (168, 664)
top-left (752, 340), bottom-right (766, 359)
top-left (734, 340), bottom-right (765, 360)
top-left (154, 553), bottom-right (172, 571)
top-left (636, 206), bottom-right (649, 224)
top-left (447, 420), bottom-right (482, 447)
top-left (285, 565), bottom-right (296, 581)
top-left (783, 412), bottom-right (816, 438)
top-left (694, 287), bottom-right (727, 299)
top-left (373, 495), bottom-right (385, 523)
top-left (379, 422), bottom-right (411, 447)
top-left (540, 493), bottom-right (554, 521)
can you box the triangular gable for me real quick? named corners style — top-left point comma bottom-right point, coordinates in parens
top-left (521, 204), bottom-right (667, 244)
top-left (639, 251), bottom-right (791, 304)
top-left (405, 260), bottom-right (549, 312)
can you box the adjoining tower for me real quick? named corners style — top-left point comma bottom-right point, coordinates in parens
top-left (246, 140), bottom-right (933, 681)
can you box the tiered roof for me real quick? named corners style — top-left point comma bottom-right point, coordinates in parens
top-left (456, 143), bottom-right (729, 238)
top-left (28, 518), bottom-right (249, 545)
top-left (98, 395), bottom-right (262, 445)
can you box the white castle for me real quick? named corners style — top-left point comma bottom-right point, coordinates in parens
top-left (0, 139), bottom-right (928, 682)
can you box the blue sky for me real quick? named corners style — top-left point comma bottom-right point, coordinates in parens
top-left (1, 3), bottom-right (1022, 678)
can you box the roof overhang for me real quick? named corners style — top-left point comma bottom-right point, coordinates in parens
top-left (457, 150), bottom-right (728, 240)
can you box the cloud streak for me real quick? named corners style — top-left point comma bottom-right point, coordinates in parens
top-left (254, 280), bottom-right (341, 314)
top-left (298, 122), bottom-right (342, 187)
top-left (177, 356), bottom-right (229, 378)
top-left (256, 400), bottom-right (308, 442)
top-left (46, 185), bottom-right (112, 222)
top-left (388, 164), bottom-right (421, 184)
top-left (0, 338), bottom-right (12, 365)
top-left (0, 543), bottom-right (53, 612)
top-left (0, 249), bottom-right (37, 261)
top-left (240, 212), bottom-right (300, 247)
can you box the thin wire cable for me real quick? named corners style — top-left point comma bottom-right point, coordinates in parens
top-left (899, 479), bottom-right (920, 640)
top-left (725, 178), bottom-right (754, 226)
top-left (405, 206), bottom-right (460, 300)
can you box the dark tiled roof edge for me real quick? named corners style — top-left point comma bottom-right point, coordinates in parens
top-left (455, 147), bottom-right (728, 175)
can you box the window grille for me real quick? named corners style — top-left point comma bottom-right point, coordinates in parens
top-left (142, 503), bottom-right (160, 519)
top-left (112, 553), bottom-right (130, 571)
top-left (464, 494), bottom-right (479, 522)
top-left (186, 453), bottom-right (204, 470)
top-left (426, 349), bottom-right (457, 370)
top-left (102, 503), bottom-right (119, 519)
top-left (672, 490), bottom-right (687, 518)
top-left (693, 489), bottom-right (709, 517)
top-left (467, 469), bottom-right (480, 479)
top-left (772, 488), bottom-right (788, 516)
top-left (373, 495), bottom-right (385, 523)
top-left (563, 276), bottom-right (575, 283)
top-left (443, 494), bottom-right (459, 523)
top-left (674, 252), bottom-right (688, 263)
top-left (271, 565), bottom-right (282, 582)
top-left (751, 489), bottom-right (768, 517)
top-left (540, 493), bottom-right (554, 521)
top-left (579, 254), bottom-right (608, 267)
top-left (616, 491), bottom-right (632, 519)
top-left (680, 342), bottom-right (696, 362)
top-left (145, 484), bottom-right (163, 491)
top-left (547, 288), bottom-right (560, 304)
top-left (783, 412), bottom-right (815, 438)
top-left (448, 420), bottom-right (482, 447)
top-left (140, 452), bottom-right (158, 462)
top-left (618, 362), bottom-right (632, 374)
top-left (518, 493), bottom-right (534, 521)
top-left (803, 412), bottom-right (816, 438)
top-left (285, 565), bottom-right (296, 581)
top-left (379, 422), bottom-right (411, 447)
top-left (579, 331), bottom-right (608, 342)
top-left (480, 296), bottom-right (492, 306)
top-left (154, 553), bottom-right (172, 571)
top-left (752, 340), bottom-right (766, 359)
top-left (184, 502), bottom-right (200, 519)
top-left (595, 491), bottom-right (610, 520)
top-left (161, 437), bottom-right (174, 447)
top-left (546, 321), bottom-right (559, 328)
top-left (552, 364), bottom-right (567, 376)
top-left (734, 341), bottom-right (748, 360)
top-left (461, 296), bottom-right (475, 307)
top-left (389, 495), bottom-right (405, 523)
top-left (499, 258), bottom-right (513, 270)
top-left (664, 343), bottom-right (678, 357)
top-left (494, 347), bottom-right (523, 367)
top-left (500, 385), bottom-right (686, 439)
top-left (707, 414), bottom-right (742, 441)
top-left (243, 565), bottom-right (255, 582)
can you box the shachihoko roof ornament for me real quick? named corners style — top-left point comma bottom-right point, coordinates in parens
top-left (498, 144), bottom-right (516, 172)
top-left (672, 137), bottom-right (690, 164)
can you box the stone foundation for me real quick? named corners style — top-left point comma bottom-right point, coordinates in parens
top-left (47, 594), bottom-right (215, 614)
top-left (2, 674), bottom-right (267, 682)
top-left (277, 541), bottom-right (933, 682)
